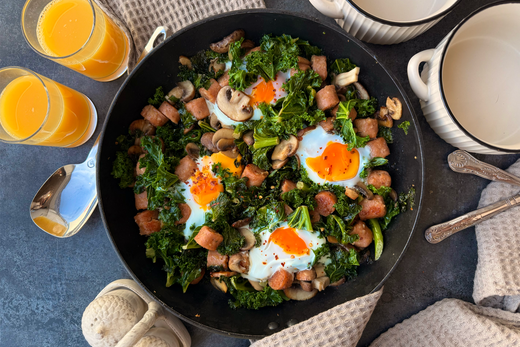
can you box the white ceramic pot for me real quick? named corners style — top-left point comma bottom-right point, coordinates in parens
top-left (309, 0), bottom-right (460, 44)
top-left (407, 1), bottom-right (520, 154)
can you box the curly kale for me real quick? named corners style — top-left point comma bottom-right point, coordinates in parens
top-left (111, 151), bottom-right (134, 189)
top-left (325, 248), bottom-right (359, 283)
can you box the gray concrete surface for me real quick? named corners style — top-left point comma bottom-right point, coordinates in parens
top-left (0, 0), bottom-right (518, 346)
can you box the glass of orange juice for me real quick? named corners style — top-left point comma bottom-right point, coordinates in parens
top-left (22, 0), bottom-right (130, 82)
top-left (0, 67), bottom-right (97, 147)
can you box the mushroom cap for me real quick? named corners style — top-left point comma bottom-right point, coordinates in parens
top-left (216, 86), bottom-right (253, 122)
top-left (271, 135), bottom-right (299, 161)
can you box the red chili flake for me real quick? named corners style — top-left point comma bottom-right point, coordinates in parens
top-left (281, 262), bottom-right (285, 267)
top-left (262, 262), bottom-right (267, 265)
top-left (275, 255), bottom-right (279, 260)
top-left (290, 255), bottom-right (295, 259)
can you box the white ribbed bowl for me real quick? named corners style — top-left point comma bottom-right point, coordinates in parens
top-left (407, 2), bottom-right (520, 154)
top-left (309, 0), bottom-right (460, 44)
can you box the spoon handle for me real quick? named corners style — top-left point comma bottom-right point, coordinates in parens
top-left (425, 193), bottom-right (520, 244)
top-left (448, 150), bottom-right (520, 187)
top-left (85, 135), bottom-right (100, 168)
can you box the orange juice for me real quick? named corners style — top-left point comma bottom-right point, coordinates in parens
top-left (36, 0), bottom-right (128, 81)
top-left (0, 72), bottom-right (96, 147)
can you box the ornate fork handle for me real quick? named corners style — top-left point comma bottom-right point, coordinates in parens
top-left (448, 150), bottom-right (520, 187)
top-left (425, 194), bottom-right (520, 244)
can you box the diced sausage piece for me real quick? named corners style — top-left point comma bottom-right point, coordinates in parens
top-left (367, 170), bottom-right (392, 189)
top-left (175, 156), bottom-right (198, 182)
top-left (314, 191), bottom-right (338, 217)
top-left (290, 63), bottom-right (311, 77)
top-left (241, 164), bottom-right (268, 188)
top-left (311, 55), bottom-right (327, 81)
top-left (185, 97), bottom-right (210, 120)
top-left (218, 71), bottom-right (230, 87)
top-left (175, 203), bottom-right (191, 225)
top-left (331, 103), bottom-right (357, 120)
top-left (268, 268), bottom-right (294, 290)
top-left (207, 250), bottom-right (229, 271)
top-left (281, 179), bottom-right (297, 193)
top-left (158, 101), bottom-right (180, 124)
top-left (245, 46), bottom-right (262, 56)
top-left (350, 221), bottom-right (373, 248)
top-left (319, 117), bottom-right (335, 133)
top-left (316, 85), bottom-right (339, 111)
top-left (199, 79), bottom-right (222, 104)
top-left (190, 268), bottom-right (205, 285)
top-left (134, 210), bottom-right (161, 236)
top-left (310, 208), bottom-right (321, 224)
top-left (359, 195), bottom-right (387, 220)
top-left (296, 269), bottom-right (317, 281)
top-left (141, 105), bottom-right (169, 127)
top-left (354, 118), bottom-right (379, 139)
top-left (136, 154), bottom-right (146, 176)
top-left (135, 191), bottom-right (148, 210)
top-left (194, 226), bottom-right (223, 251)
top-left (367, 137), bottom-right (391, 158)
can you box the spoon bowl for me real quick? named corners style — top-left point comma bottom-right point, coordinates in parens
top-left (30, 136), bottom-right (99, 237)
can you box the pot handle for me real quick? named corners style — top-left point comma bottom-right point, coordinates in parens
top-left (137, 26), bottom-right (173, 64)
top-left (309, 0), bottom-right (343, 19)
top-left (407, 49), bottom-right (435, 102)
top-left (115, 301), bottom-right (162, 347)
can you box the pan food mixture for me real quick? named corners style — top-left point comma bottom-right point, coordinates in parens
top-left (112, 30), bottom-right (414, 309)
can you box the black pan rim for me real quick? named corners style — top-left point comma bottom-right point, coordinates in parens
top-left (97, 8), bottom-right (425, 339)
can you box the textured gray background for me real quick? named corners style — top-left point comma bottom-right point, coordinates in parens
top-left (0, 0), bottom-right (518, 346)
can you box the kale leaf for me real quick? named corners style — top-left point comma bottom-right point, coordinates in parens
top-left (148, 86), bottom-right (165, 107)
top-left (111, 151), bottom-right (134, 188)
top-left (360, 157), bottom-right (388, 179)
top-left (398, 121), bottom-right (411, 135)
top-left (228, 284), bottom-right (289, 310)
top-left (378, 127), bottom-right (393, 144)
top-left (334, 101), bottom-right (370, 150)
top-left (325, 248), bottom-right (359, 283)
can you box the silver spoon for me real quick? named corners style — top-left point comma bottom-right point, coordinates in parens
top-left (425, 150), bottom-right (520, 244)
top-left (30, 136), bottom-right (99, 238)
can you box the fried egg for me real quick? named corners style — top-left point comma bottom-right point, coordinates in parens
top-left (296, 125), bottom-right (371, 188)
top-left (180, 152), bottom-right (243, 238)
top-left (205, 70), bottom-right (291, 127)
top-left (244, 222), bottom-right (323, 281)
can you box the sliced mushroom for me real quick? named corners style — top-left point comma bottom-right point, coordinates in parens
top-left (210, 271), bottom-right (238, 278)
top-left (300, 281), bottom-right (313, 292)
top-left (179, 55), bottom-right (192, 69)
top-left (296, 269), bottom-right (317, 281)
top-left (353, 82), bottom-right (369, 100)
top-left (212, 128), bottom-right (235, 147)
top-left (327, 235), bottom-right (339, 244)
top-left (241, 39), bottom-right (255, 49)
top-left (376, 106), bottom-right (393, 128)
top-left (209, 59), bottom-right (226, 74)
top-left (296, 126), bottom-right (316, 141)
top-left (216, 87), bottom-right (253, 122)
top-left (284, 286), bottom-right (318, 301)
top-left (329, 277), bottom-right (346, 287)
top-left (243, 130), bottom-right (254, 146)
top-left (168, 80), bottom-right (195, 102)
top-left (298, 56), bottom-right (311, 65)
top-left (183, 124), bottom-right (195, 135)
top-left (271, 135), bottom-right (299, 161)
top-left (185, 143), bottom-right (200, 160)
top-left (272, 159), bottom-right (288, 170)
top-left (312, 277), bottom-right (330, 291)
top-left (239, 227), bottom-right (255, 251)
top-left (216, 138), bottom-right (236, 152)
top-left (210, 278), bottom-right (228, 293)
top-left (232, 218), bottom-right (252, 228)
top-left (129, 119), bottom-right (156, 136)
top-left (249, 280), bottom-right (264, 291)
top-left (389, 188), bottom-right (398, 202)
top-left (345, 187), bottom-right (360, 200)
top-left (210, 29), bottom-right (245, 53)
top-left (355, 182), bottom-right (374, 200)
top-left (127, 145), bottom-right (145, 158)
top-left (333, 67), bottom-right (360, 88)
top-left (314, 264), bottom-right (326, 278)
top-left (201, 132), bottom-right (218, 153)
top-left (229, 252), bottom-right (249, 274)
top-left (209, 113), bottom-right (221, 130)
top-left (386, 97), bottom-right (402, 120)
top-left (222, 147), bottom-right (239, 159)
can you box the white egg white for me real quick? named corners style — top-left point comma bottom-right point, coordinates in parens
top-left (296, 126), bottom-right (371, 188)
top-left (243, 222), bottom-right (324, 282)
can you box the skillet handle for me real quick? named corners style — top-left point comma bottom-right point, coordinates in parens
top-left (137, 26), bottom-right (173, 65)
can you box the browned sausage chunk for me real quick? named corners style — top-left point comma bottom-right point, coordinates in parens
top-left (175, 203), bottom-right (191, 225)
top-left (241, 164), bottom-right (268, 188)
top-left (158, 101), bottom-right (180, 124)
top-left (359, 195), bottom-right (387, 220)
top-left (199, 79), bottom-right (221, 104)
top-left (367, 170), bottom-right (392, 189)
top-left (185, 97), bottom-right (210, 120)
top-left (194, 226), bottom-right (223, 251)
top-left (311, 55), bottom-right (327, 81)
top-left (367, 137), bottom-right (391, 158)
top-left (354, 118), bottom-right (379, 139)
top-left (296, 269), bottom-right (317, 281)
top-left (290, 63), bottom-right (311, 77)
top-left (134, 210), bottom-right (161, 236)
top-left (268, 268), bottom-right (294, 290)
top-left (314, 191), bottom-right (338, 216)
top-left (135, 191), bottom-right (148, 210)
top-left (316, 85), bottom-right (339, 111)
top-left (319, 117), bottom-right (335, 133)
top-left (175, 156), bottom-right (198, 182)
top-left (218, 71), bottom-right (230, 87)
top-left (310, 208), bottom-right (321, 224)
top-left (281, 179), bottom-right (297, 193)
top-left (207, 250), bottom-right (229, 270)
top-left (350, 221), bottom-right (374, 248)
top-left (141, 105), bottom-right (169, 127)
top-left (136, 154), bottom-right (146, 176)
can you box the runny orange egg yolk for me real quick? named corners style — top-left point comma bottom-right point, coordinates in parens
top-left (210, 152), bottom-right (244, 177)
top-left (306, 142), bottom-right (360, 181)
top-left (249, 79), bottom-right (275, 106)
top-left (269, 227), bottom-right (310, 256)
top-left (190, 167), bottom-right (223, 210)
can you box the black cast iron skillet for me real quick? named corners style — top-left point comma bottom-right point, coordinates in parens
top-left (97, 9), bottom-right (424, 339)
